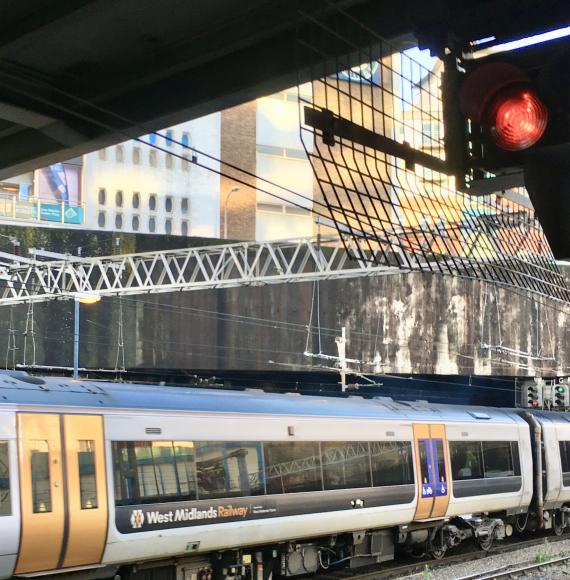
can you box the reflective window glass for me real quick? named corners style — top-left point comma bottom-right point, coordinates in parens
top-left (132, 192), bottom-right (140, 209)
top-left (196, 442), bottom-right (264, 499)
top-left (370, 441), bottom-right (414, 486)
top-left (149, 150), bottom-right (158, 167)
top-left (560, 441), bottom-right (570, 473)
top-left (115, 214), bottom-right (122, 229)
top-left (165, 219), bottom-right (172, 235)
top-left (115, 190), bottom-right (123, 208)
top-left (0, 441), bottom-right (10, 516)
top-left (98, 188), bottom-right (106, 205)
top-left (434, 439), bottom-right (447, 484)
top-left (149, 194), bottom-right (156, 211)
top-left (31, 440), bottom-right (51, 513)
top-left (78, 440), bottom-right (97, 509)
top-left (482, 441), bottom-right (519, 478)
top-left (112, 441), bottom-right (197, 506)
top-left (181, 198), bottom-right (189, 214)
top-left (264, 441), bottom-right (322, 494)
top-left (450, 441), bottom-right (484, 480)
top-left (116, 145), bottom-right (124, 162)
top-left (165, 197), bottom-right (173, 212)
top-left (321, 442), bottom-right (371, 490)
top-left (132, 215), bottom-right (140, 231)
top-left (98, 211), bottom-right (106, 228)
top-left (181, 221), bottom-right (188, 236)
top-left (149, 217), bottom-right (156, 233)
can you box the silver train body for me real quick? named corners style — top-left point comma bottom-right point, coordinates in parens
top-left (0, 373), bottom-right (568, 580)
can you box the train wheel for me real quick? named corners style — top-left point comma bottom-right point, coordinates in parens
top-left (428, 530), bottom-right (447, 560)
top-left (477, 530), bottom-right (495, 552)
top-left (553, 511), bottom-right (565, 536)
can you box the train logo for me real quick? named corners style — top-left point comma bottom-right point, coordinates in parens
top-left (130, 509), bottom-right (145, 529)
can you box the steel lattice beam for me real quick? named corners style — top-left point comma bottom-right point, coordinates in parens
top-left (0, 236), bottom-right (402, 305)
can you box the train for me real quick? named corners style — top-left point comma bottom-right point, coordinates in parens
top-left (0, 371), bottom-right (569, 580)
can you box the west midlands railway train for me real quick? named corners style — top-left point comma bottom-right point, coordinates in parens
top-left (1, 372), bottom-right (570, 580)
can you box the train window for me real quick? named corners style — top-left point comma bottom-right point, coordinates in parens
top-left (196, 442), bottom-right (264, 499)
top-left (78, 440), bottom-right (98, 509)
top-left (112, 441), bottom-right (198, 505)
top-left (482, 441), bottom-right (520, 478)
top-left (560, 441), bottom-right (570, 473)
top-left (434, 439), bottom-right (447, 484)
top-left (449, 441), bottom-right (484, 480)
top-left (370, 441), bottom-right (414, 487)
top-left (0, 441), bottom-right (10, 515)
top-left (264, 442), bottom-right (322, 494)
top-left (30, 440), bottom-right (52, 513)
top-left (321, 442), bottom-right (371, 490)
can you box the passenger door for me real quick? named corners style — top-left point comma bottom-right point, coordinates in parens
top-left (413, 423), bottom-right (451, 520)
top-left (15, 413), bottom-right (108, 575)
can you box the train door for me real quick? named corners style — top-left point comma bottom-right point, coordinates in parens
top-left (15, 413), bottom-right (108, 575)
top-left (413, 423), bottom-right (450, 520)
top-left (0, 414), bottom-right (19, 580)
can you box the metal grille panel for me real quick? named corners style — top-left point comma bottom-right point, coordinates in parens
top-left (297, 3), bottom-right (569, 302)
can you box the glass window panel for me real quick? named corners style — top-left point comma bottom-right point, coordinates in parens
top-left (321, 442), bottom-right (371, 490)
top-left (181, 221), bottom-right (188, 236)
top-left (450, 441), bottom-right (484, 480)
top-left (132, 192), bottom-right (140, 209)
top-left (482, 441), bottom-right (516, 478)
top-left (560, 441), bottom-right (570, 473)
top-left (370, 442), bottom-right (414, 486)
top-left (0, 441), bottom-right (10, 516)
top-left (264, 441), bottom-right (322, 494)
top-left (112, 441), bottom-right (197, 506)
top-left (196, 442), bottom-right (264, 499)
top-left (78, 440), bottom-right (97, 509)
top-left (31, 440), bottom-right (51, 513)
top-left (435, 439), bottom-right (447, 484)
top-left (511, 442), bottom-right (521, 476)
top-left (98, 188), bottom-right (106, 205)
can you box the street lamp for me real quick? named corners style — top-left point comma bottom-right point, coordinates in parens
top-left (72, 292), bottom-right (101, 380)
top-left (223, 186), bottom-right (240, 239)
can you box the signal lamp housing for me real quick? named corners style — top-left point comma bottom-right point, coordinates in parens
top-left (459, 61), bottom-right (548, 152)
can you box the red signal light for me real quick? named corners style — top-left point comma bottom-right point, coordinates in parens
top-left (530, 400), bottom-right (539, 408)
top-left (459, 61), bottom-right (548, 151)
top-left (487, 86), bottom-right (548, 151)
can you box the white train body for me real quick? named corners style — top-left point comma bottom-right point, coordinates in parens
top-left (0, 373), bottom-right (564, 580)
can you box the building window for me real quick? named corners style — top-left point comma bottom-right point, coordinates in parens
top-left (181, 198), bottom-right (189, 214)
top-left (149, 150), bottom-right (158, 167)
top-left (165, 154), bottom-right (173, 169)
top-left (149, 194), bottom-right (156, 211)
top-left (115, 214), bottom-right (123, 229)
top-left (115, 190), bottom-right (123, 208)
top-left (98, 188), bottom-right (106, 205)
top-left (181, 221), bottom-right (188, 236)
top-left (132, 215), bottom-right (140, 231)
top-left (165, 129), bottom-right (173, 146)
top-left (132, 147), bottom-right (141, 165)
top-left (165, 196), bottom-right (172, 213)
top-left (148, 133), bottom-right (157, 145)
top-left (165, 219), bottom-right (172, 235)
top-left (98, 211), bottom-right (106, 228)
top-left (181, 132), bottom-right (190, 147)
top-left (132, 192), bottom-right (140, 209)
top-left (148, 217), bottom-right (156, 233)
top-left (181, 157), bottom-right (190, 171)
top-left (98, 148), bottom-right (106, 161)
top-left (115, 145), bottom-right (124, 162)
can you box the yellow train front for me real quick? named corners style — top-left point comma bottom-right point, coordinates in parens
top-left (0, 372), bottom-right (566, 580)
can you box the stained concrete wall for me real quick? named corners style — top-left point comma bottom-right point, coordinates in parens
top-left (4, 268), bottom-right (569, 378)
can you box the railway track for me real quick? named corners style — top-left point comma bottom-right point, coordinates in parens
top-left (317, 533), bottom-right (570, 580)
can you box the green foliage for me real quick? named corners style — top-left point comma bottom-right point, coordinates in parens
top-left (534, 538), bottom-right (551, 564)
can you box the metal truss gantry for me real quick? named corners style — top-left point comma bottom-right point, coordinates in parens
top-left (0, 236), bottom-right (403, 305)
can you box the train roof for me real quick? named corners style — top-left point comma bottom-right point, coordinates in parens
top-left (0, 371), bottom-right (527, 424)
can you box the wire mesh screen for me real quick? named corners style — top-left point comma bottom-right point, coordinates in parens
top-left (297, 4), bottom-right (570, 302)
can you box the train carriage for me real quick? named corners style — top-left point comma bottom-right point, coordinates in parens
top-left (0, 371), bottom-right (559, 580)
